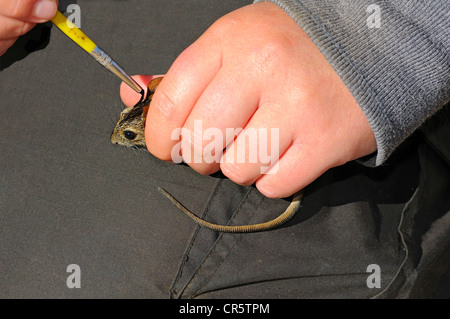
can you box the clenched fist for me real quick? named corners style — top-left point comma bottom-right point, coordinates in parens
top-left (120, 2), bottom-right (377, 198)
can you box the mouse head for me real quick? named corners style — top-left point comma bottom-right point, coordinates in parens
top-left (110, 104), bottom-right (148, 147)
top-left (110, 77), bottom-right (163, 148)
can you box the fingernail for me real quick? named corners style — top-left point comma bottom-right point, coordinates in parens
top-left (33, 0), bottom-right (57, 20)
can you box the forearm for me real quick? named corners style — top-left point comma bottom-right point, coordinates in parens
top-left (255, 0), bottom-right (450, 165)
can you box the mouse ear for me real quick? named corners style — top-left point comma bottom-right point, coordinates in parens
top-left (132, 77), bottom-right (163, 109)
top-left (147, 77), bottom-right (163, 96)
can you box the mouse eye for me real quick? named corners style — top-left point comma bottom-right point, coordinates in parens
top-left (123, 130), bottom-right (137, 140)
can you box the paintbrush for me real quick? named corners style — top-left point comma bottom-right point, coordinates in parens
top-left (51, 10), bottom-right (144, 97)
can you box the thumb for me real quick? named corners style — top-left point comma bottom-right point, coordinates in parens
top-left (0, 0), bottom-right (58, 22)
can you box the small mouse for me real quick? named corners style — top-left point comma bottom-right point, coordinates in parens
top-left (110, 77), bottom-right (163, 148)
top-left (110, 76), bottom-right (303, 232)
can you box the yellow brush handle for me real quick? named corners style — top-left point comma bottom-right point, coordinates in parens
top-left (51, 11), bottom-right (96, 53)
top-left (50, 10), bottom-right (144, 94)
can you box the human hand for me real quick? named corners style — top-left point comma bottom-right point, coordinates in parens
top-left (120, 2), bottom-right (377, 198)
top-left (0, 0), bottom-right (58, 55)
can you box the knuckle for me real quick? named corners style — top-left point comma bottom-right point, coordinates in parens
top-left (5, 0), bottom-right (30, 19)
top-left (16, 20), bottom-right (32, 36)
top-left (170, 44), bottom-right (199, 74)
top-left (251, 37), bottom-right (289, 70)
top-left (8, 0), bottom-right (21, 18)
top-left (209, 14), bottom-right (239, 37)
top-left (1, 17), bottom-right (33, 38)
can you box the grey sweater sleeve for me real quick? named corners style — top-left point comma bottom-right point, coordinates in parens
top-left (254, 0), bottom-right (450, 166)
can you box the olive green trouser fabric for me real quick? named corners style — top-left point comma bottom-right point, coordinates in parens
top-left (1, 0), bottom-right (449, 298)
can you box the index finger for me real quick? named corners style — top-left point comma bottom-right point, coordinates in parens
top-left (145, 36), bottom-right (222, 161)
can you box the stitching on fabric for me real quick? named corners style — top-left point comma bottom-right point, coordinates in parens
top-left (195, 271), bottom-right (374, 298)
top-left (370, 187), bottom-right (418, 298)
top-left (182, 187), bottom-right (266, 297)
top-left (169, 178), bottom-right (223, 298)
